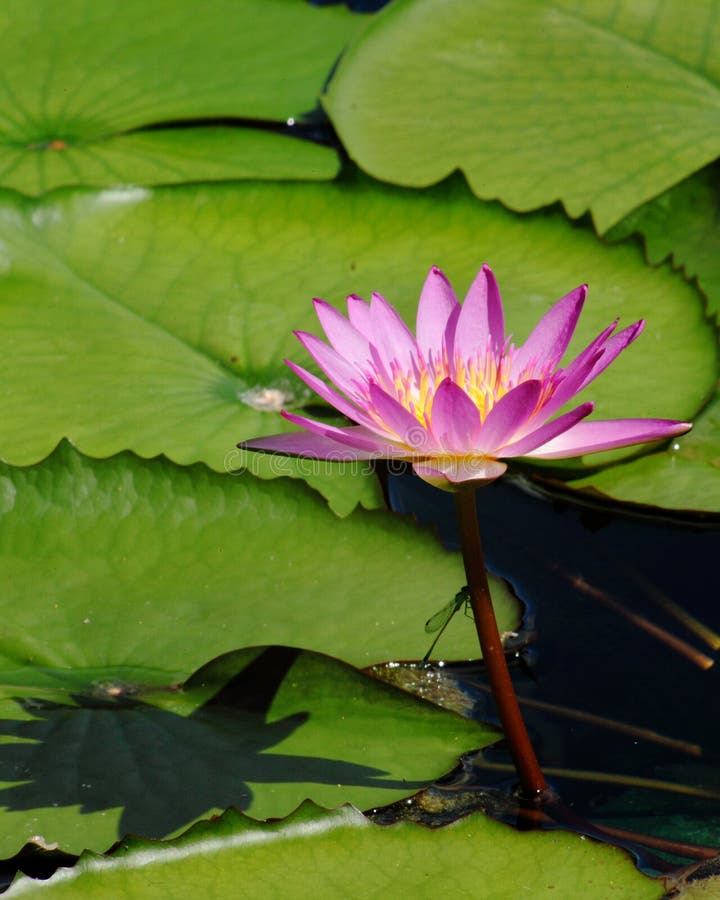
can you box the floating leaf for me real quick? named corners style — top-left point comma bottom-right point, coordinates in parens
top-left (324, 0), bottom-right (720, 231)
top-left (0, 444), bottom-right (517, 674)
top-left (605, 163), bottom-right (720, 318)
top-left (0, 0), bottom-right (361, 193)
top-left (0, 647), bottom-right (494, 856)
top-left (560, 386), bottom-right (720, 512)
top-left (8, 802), bottom-right (664, 898)
top-left (0, 176), bottom-right (712, 510)
top-left (0, 129), bottom-right (340, 194)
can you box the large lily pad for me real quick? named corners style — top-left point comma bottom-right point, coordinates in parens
top-left (0, 648), bottom-right (494, 856)
top-left (0, 443), bottom-right (518, 674)
top-left (558, 160), bottom-right (720, 512)
top-left (605, 163), bottom-right (720, 317)
top-left (0, 176), bottom-right (712, 510)
top-left (324, 0), bottom-right (720, 231)
top-left (0, 0), bottom-right (362, 193)
top-left (7, 802), bottom-right (664, 898)
top-left (561, 386), bottom-right (720, 513)
top-left (0, 129), bottom-right (340, 194)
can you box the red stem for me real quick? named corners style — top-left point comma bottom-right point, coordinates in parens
top-left (454, 486), bottom-right (548, 800)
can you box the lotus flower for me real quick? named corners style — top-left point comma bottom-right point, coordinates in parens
top-left (241, 265), bottom-right (691, 488)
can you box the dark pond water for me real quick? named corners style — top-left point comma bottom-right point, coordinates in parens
top-left (382, 469), bottom-right (720, 871)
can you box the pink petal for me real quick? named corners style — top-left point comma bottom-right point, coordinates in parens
top-left (416, 266), bottom-right (459, 361)
top-left (525, 418), bottom-right (692, 459)
top-left (368, 342), bottom-right (394, 393)
top-left (477, 380), bottom-right (542, 452)
top-left (347, 294), bottom-right (372, 340)
top-left (313, 299), bottom-right (372, 370)
top-left (281, 412), bottom-right (410, 456)
top-left (500, 402), bottom-right (594, 457)
top-left (535, 346), bottom-right (610, 421)
top-left (443, 304), bottom-right (462, 364)
top-left (413, 456), bottom-right (507, 489)
top-left (294, 330), bottom-right (364, 401)
top-left (429, 378), bottom-right (481, 452)
top-left (476, 264), bottom-right (505, 351)
top-left (369, 291), bottom-right (419, 371)
top-left (240, 430), bottom-right (384, 460)
top-left (567, 320), bottom-right (645, 395)
top-left (453, 264), bottom-right (505, 361)
top-left (513, 284), bottom-right (587, 376)
top-left (368, 383), bottom-right (434, 451)
top-left (533, 321), bottom-right (643, 422)
top-left (284, 360), bottom-right (381, 432)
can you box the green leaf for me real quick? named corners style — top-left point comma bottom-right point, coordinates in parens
top-left (0, 444), bottom-right (518, 674)
top-left (605, 163), bottom-right (720, 318)
top-left (0, 648), bottom-right (495, 856)
top-left (559, 160), bottom-right (720, 512)
top-left (8, 802), bottom-right (664, 898)
top-left (0, 0), bottom-right (362, 193)
top-left (0, 129), bottom-right (340, 194)
top-left (558, 384), bottom-right (720, 512)
top-left (324, 0), bottom-right (720, 231)
top-left (0, 176), bottom-right (712, 510)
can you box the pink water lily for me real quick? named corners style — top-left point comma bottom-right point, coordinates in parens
top-left (241, 265), bottom-right (691, 488)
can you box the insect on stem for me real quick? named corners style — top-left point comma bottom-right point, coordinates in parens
top-left (422, 586), bottom-right (471, 663)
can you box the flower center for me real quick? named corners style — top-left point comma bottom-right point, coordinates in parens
top-left (381, 344), bottom-right (517, 428)
top-left (361, 342), bottom-right (560, 437)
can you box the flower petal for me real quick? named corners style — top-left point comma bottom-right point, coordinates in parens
top-left (500, 401), bottom-right (594, 457)
top-left (443, 303), bottom-right (462, 364)
top-left (477, 380), bottom-right (542, 452)
top-left (534, 329), bottom-right (615, 420)
top-left (525, 418), bottom-right (692, 459)
top-left (294, 330), bottom-right (364, 401)
top-left (284, 360), bottom-right (381, 432)
top-left (429, 378), bottom-right (482, 452)
top-left (413, 456), bottom-right (507, 489)
top-left (473, 264), bottom-right (505, 351)
top-left (369, 291), bottom-right (419, 371)
top-left (368, 383), bottom-right (434, 451)
top-left (313, 299), bottom-right (372, 370)
top-left (454, 264), bottom-right (505, 361)
top-left (281, 412), bottom-right (410, 455)
top-left (240, 430), bottom-right (383, 461)
top-left (539, 320), bottom-right (644, 421)
top-left (416, 266), bottom-right (459, 361)
top-left (513, 284), bottom-right (587, 376)
top-left (567, 320), bottom-right (645, 395)
top-left (346, 294), bottom-right (372, 340)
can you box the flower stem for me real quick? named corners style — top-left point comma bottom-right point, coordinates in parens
top-left (454, 486), bottom-right (548, 800)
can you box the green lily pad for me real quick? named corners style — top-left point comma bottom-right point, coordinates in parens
top-left (0, 129), bottom-right (340, 194)
top-left (0, 0), bottom-right (362, 193)
top-left (605, 163), bottom-right (720, 317)
top-left (324, 0), bottom-right (720, 231)
top-left (0, 443), bottom-right (518, 674)
top-left (0, 647), bottom-right (494, 856)
top-left (8, 802), bottom-right (664, 898)
top-left (0, 176), bottom-right (712, 511)
top-left (560, 385), bottom-right (720, 513)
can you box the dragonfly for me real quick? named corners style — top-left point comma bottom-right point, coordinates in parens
top-left (422, 585), bottom-right (472, 662)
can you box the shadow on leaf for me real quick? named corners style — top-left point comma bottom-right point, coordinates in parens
top-left (0, 647), bottom-right (417, 839)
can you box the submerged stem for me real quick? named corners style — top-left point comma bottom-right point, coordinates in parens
top-left (454, 486), bottom-right (548, 800)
